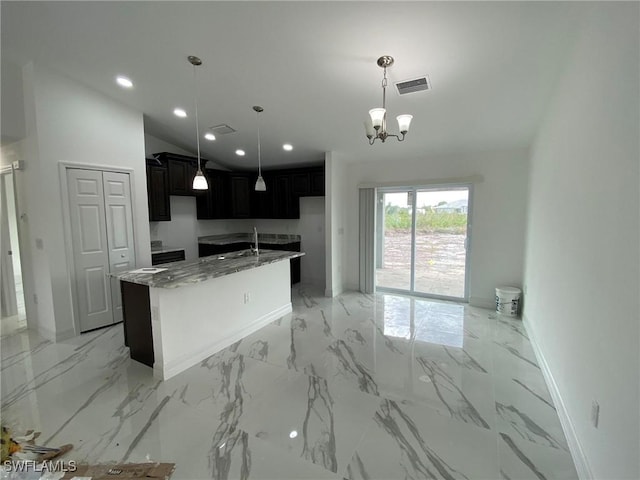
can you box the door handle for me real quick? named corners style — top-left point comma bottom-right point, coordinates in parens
top-left (121, 254), bottom-right (126, 258)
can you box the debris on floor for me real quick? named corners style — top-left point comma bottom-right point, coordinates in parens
top-left (60, 463), bottom-right (175, 480)
top-left (1, 427), bottom-right (72, 463)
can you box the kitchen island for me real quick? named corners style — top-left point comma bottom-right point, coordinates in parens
top-left (113, 249), bottom-right (304, 380)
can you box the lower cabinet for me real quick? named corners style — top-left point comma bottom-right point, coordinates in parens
top-left (260, 242), bottom-right (301, 285)
top-left (151, 250), bottom-right (185, 266)
top-left (121, 281), bottom-right (154, 367)
top-left (199, 242), bottom-right (251, 258)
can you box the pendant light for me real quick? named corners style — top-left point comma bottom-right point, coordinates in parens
top-left (189, 55), bottom-right (208, 190)
top-left (364, 55), bottom-right (413, 145)
top-left (253, 106), bottom-right (266, 191)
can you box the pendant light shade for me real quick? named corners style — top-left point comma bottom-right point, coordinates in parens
top-left (255, 175), bottom-right (266, 191)
top-left (193, 170), bottom-right (208, 190)
top-left (189, 55), bottom-right (208, 191)
top-left (253, 105), bottom-right (266, 192)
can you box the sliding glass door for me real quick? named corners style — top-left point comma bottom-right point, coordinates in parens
top-left (375, 185), bottom-right (471, 301)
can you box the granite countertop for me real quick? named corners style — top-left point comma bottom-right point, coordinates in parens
top-left (198, 233), bottom-right (301, 246)
top-left (113, 249), bottom-right (305, 289)
top-left (151, 246), bottom-right (185, 254)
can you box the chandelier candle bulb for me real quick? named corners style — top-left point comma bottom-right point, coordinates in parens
top-left (369, 108), bottom-right (386, 129)
top-left (364, 119), bottom-right (375, 138)
top-left (397, 114), bottom-right (413, 134)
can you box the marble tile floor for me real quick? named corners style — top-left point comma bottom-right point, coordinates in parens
top-left (0, 287), bottom-right (578, 479)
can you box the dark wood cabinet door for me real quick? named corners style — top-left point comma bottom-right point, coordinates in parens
top-left (291, 172), bottom-right (310, 197)
top-left (310, 169), bottom-right (325, 196)
top-left (251, 172), bottom-right (275, 218)
top-left (274, 174), bottom-right (299, 218)
top-left (147, 165), bottom-right (170, 221)
top-left (199, 242), bottom-right (252, 257)
top-left (230, 174), bottom-right (251, 218)
top-left (168, 159), bottom-right (197, 195)
top-left (196, 170), bottom-right (228, 219)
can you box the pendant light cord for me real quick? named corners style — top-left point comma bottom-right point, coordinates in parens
top-left (193, 64), bottom-right (201, 171)
top-left (256, 110), bottom-right (262, 176)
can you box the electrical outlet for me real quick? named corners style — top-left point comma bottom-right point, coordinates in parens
top-left (243, 292), bottom-right (250, 304)
top-left (591, 400), bottom-right (600, 428)
top-left (33, 294), bottom-right (38, 305)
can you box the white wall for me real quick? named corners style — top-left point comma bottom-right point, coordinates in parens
top-left (150, 196), bottom-right (200, 261)
top-left (20, 62), bottom-right (149, 340)
top-left (144, 133), bottom-right (227, 170)
top-left (145, 134), bottom-right (194, 158)
top-left (1, 59), bottom-right (25, 143)
top-left (343, 148), bottom-right (529, 305)
top-left (325, 152), bottom-right (347, 297)
top-left (523, 4), bottom-right (639, 479)
top-left (250, 197), bottom-right (326, 288)
top-left (1, 141), bottom-right (35, 327)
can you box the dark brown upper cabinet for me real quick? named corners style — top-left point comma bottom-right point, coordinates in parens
top-left (195, 169), bottom-right (228, 219)
top-left (310, 168), bottom-right (325, 196)
top-left (146, 152), bottom-right (325, 221)
top-left (167, 158), bottom-right (197, 195)
top-left (229, 173), bottom-right (252, 218)
top-left (146, 162), bottom-right (170, 221)
top-left (291, 172), bottom-right (311, 197)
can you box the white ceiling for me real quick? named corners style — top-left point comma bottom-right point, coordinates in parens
top-left (1, 1), bottom-right (588, 170)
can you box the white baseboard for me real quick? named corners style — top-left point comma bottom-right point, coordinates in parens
top-left (156, 303), bottom-right (292, 381)
top-left (469, 296), bottom-right (494, 309)
top-left (523, 313), bottom-right (593, 480)
top-left (36, 323), bottom-right (74, 342)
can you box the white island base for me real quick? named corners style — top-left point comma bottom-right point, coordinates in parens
top-left (148, 260), bottom-right (291, 380)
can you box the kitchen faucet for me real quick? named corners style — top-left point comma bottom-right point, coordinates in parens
top-left (251, 226), bottom-right (259, 256)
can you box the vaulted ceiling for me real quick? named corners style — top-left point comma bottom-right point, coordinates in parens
top-left (1, 1), bottom-right (588, 169)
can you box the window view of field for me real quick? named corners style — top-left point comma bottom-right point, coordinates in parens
top-left (376, 190), bottom-right (468, 298)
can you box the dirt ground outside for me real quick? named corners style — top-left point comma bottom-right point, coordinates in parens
top-left (376, 230), bottom-right (467, 298)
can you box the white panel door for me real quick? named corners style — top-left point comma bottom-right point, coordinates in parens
top-left (67, 169), bottom-right (113, 331)
top-left (102, 171), bottom-right (136, 323)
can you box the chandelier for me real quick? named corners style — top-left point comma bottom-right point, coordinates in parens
top-left (364, 56), bottom-right (413, 145)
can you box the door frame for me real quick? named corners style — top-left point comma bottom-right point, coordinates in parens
top-left (375, 182), bottom-right (474, 303)
top-left (59, 162), bottom-right (140, 336)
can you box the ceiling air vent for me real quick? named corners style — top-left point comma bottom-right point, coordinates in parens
top-left (395, 75), bottom-right (431, 95)
top-left (209, 124), bottom-right (236, 135)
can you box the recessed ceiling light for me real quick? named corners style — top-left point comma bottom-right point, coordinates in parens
top-left (204, 133), bottom-right (216, 141)
top-left (173, 108), bottom-right (187, 118)
top-left (235, 149), bottom-right (246, 156)
top-left (289, 430), bottom-right (298, 439)
top-left (116, 76), bottom-right (133, 89)
top-left (283, 144), bottom-right (293, 151)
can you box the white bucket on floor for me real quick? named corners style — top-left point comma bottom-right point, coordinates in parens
top-left (496, 286), bottom-right (521, 317)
